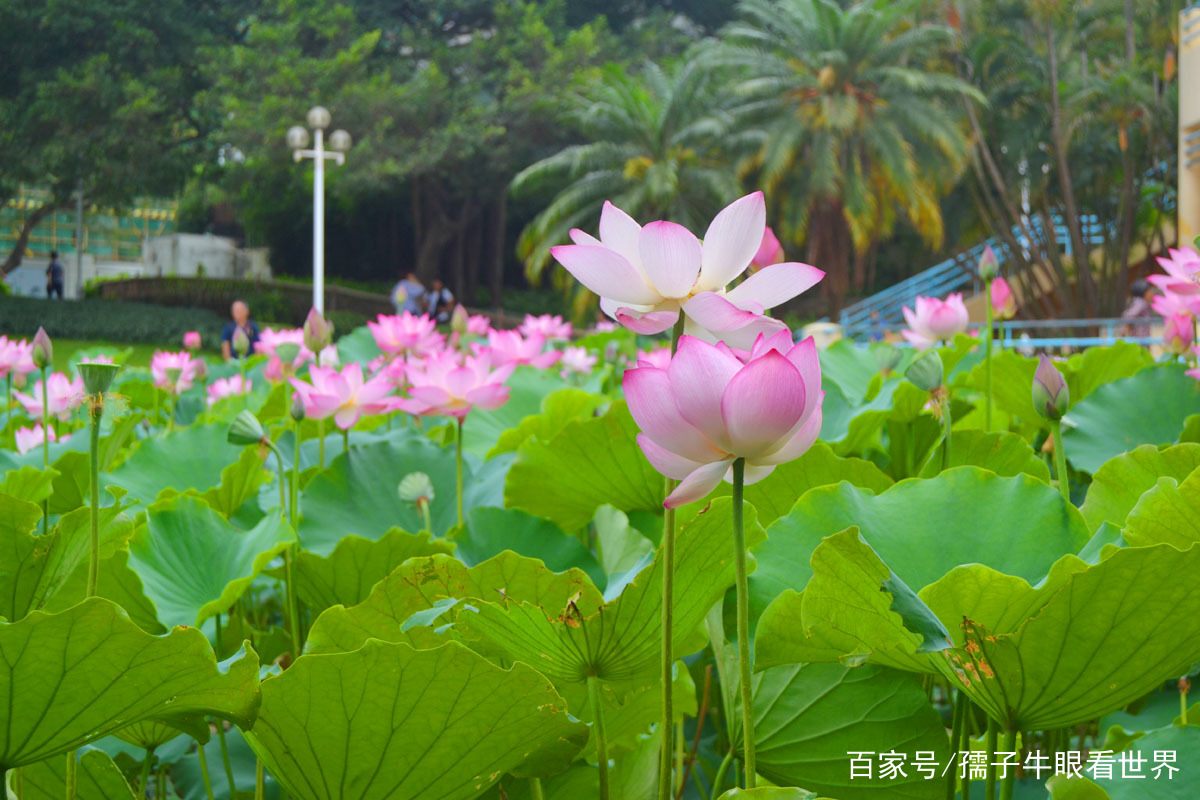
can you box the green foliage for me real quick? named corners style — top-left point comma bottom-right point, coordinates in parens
top-left (0, 296), bottom-right (226, 345)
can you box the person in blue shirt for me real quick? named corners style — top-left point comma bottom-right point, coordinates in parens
top-left (391, 271), bottom-right (426, 315)
top-left (221, 300), bottom-right (260, 360)
top-left (45, 251), bottom-right (65, 299)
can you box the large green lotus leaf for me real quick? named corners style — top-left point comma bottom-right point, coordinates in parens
top-left (162, 446), bottom-right (270, 520)
top-left (107, 424), bottom-right (239, 506)
top-left (170, 725), bottom-right (282, 800)
top-left (819, 339), bottom-right (882, 402)
top-left (580, 664), bottom-right (696, 758)
top-left (830, 381), bottom-right (929, 456)
top-left (460, 498), bottom-right (766, 689)
top-left (128, 495), bottom-right (295, 628)
top-left (964, 350), bottom-right (1040, 425)
top-left (457, 367), bottom-right (573, 459)
top-left (490, 387), bottom-right (603, 457)
top-left (719, 790), bottom-right (822, 799)
top-left (298, 437), bottom-right (500, 554)
top-left (932, 544), bottom-right (1200, 730)
top-left (1122, 469), bottom-right (1200, 549)
top-left (244, 639), bottom-right (587, 799)
top-left (727, 663), bottom-right (949, 800)
top-left (593, 505), bottom-right (655, 587)
top-left (818, 378), bottom-right (857, 443)
top-left (1062, 365), bottom-right (1200, 474)
top-left (113, 718), bottom-right (193, 750)
top-left (505, 400), bottom-right (663, 532)
top-left (0, 465), bottom-right (56, 505)
top-left (14, 748), bottom-right (136, 800)
top-left (334, 324), bottom-right (382, 366)
top-left (294, 527), bottom-right (454, 615)
top-left (755, 529), bottom-right (953, 674)
top-left (678, 442), bottom-right (894, 527)
top-left (1080, 443), bottom-right (1200, 531)
top-left (0, 597), bottom-right (259, 769)
top-left (1063, 341), bottom-right (1155, 405)
top-left (751, 467), bottom-right (1088, 622)
top-left (1102, 724), bottom-right (1200, 799)
top-left (1046, 775), bottom-right (1111, 800)
top-left (917, 429), bottom-right (1050, 481)
top-left (41, 549), bottom-right (165, 634)
top-left (306, 551), bottom-right (603, 656)
top-left (455, 506), bottom-right (605, 588)
top-left (0, 489), bottom-right (135, 622)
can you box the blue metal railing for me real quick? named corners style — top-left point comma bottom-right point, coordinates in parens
top-left (843, 316), bottom-right (1164, 350)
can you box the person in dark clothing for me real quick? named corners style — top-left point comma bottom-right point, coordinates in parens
top-left (45, 251), bottom-right (64, 299)
top-left (426, 278), bottom-right (456, 323)
top-left (221, 300), bottom-right (260, 360)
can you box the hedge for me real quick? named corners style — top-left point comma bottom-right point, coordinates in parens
top-left (0, 296), bottom-right (227, 345)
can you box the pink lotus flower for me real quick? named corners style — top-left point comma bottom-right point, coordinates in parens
top-left (183, 331), bottom-right (202, 351)
top-left (206, 374), bottom-right (252, 407)
top-left (519, 314), bottom-right (573, 341)
top-left (634, 347), bottom-right (672, 370)
top-left (560, 346), bottom-right (597, 376)
top-left (991, 277), bottom-right (1016, 320)
top-left (398, 350), bottom-right (514, 420)
top-left (1164, 312), bottom-right (1195, 354)
top-left (751, 226), bottom-right (784, 269)
top-left (1152, 288), bottom-right (1200, 318)
top-left (479, 329), bottom-right (561, 369)
top-left (150, 350), bottom-right (199, 395)
top-left (594, 320), bottom-right (618, 334)
top-left (1151, 247), bottom-right (1200, 295)
top-left (367, 312), bottom-right (445, 357)
top-left (317, 345), bottom-right (339, 367)
top-left (13, 372), bottom-right (85, 421)
top-left (466, 314), bottom-right (492, 336)
top-left (550, 193), bottom-right (824, 349)
top-left (0, 336), bottom-right (36, 379)
top-left (625, 332), bottom-right (823, 508)
top-left (15, 423), bottom-right (68, 455)
top-left (290, 363), bottom-right (397, 430)
top-left (256, 328), bottom-right (314, 380)
top-left (901, 293), bottom-right (970, 349)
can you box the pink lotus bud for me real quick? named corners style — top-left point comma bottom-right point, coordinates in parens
top-left (232, 327), bottom-right (250, 357)
top-left (901, 294), bottom-right (969, 349)
top-left (990, 277), bottom-right (1016, 320)
top-left (752, 226), bottom-right (785, 269)
top-left (977, 245), bottom-right (999, 281)
top-left (303, 308), bottom-right (333, 353)
top-left (183, 331), bottom-right (202, 351)
top-left (31, 327), bottom-right (52, 369)
top-left (1163, 312), bottom-right (1194, 355)
top-left (451, 304), bottom-right (470, 335)
top-left (1033, 355), bottom-right (1069, 421)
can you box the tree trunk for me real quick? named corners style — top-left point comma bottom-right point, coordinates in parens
top-left (806, 200), bottom-right (851, 313)
top-left (464, 212), bottom-right (483, 307)
top-left (1, 203), bottom-right (59, 276)
top-left (489, 190), bottom-right (508, 310)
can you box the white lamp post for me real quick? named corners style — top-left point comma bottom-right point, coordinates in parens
top-left (288, 106), bottom-right (351, 313)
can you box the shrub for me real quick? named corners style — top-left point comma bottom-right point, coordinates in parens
top-left (0, 295), bottom-right (226, 345)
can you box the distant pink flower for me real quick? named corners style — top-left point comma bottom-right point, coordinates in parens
top-left (0, 336), bottom-right (36, 379)
top-left (519, 314), bottom-right (573, 341)
top-left (317, 345), bottom-right (339, 367)
top-left (751, 226), bottom-right (784, 269)
top-left (466, 315), bottom-right (493, 336)
top-left (13, 372), bottom-right (85, 421)
top-left (594, 320), bottom-right (618, 334)
top-left (150, 351), bottom-right (199, 395)
top-left (990, 277), bottom-right (1016, 320)
top-left (901, 293), bottom-right (970, 349)
top-left (206, 375), bottom-right (252, 407)
top-left (367, 312), bottom-right (445, 357)
top-left (1151, 247), bottom-right (1200, 295)
top-left (560, 346), bottom-right (597, 376)
top-left (550, 193), bottom-right (824, 349)
top-left (398, 349), bottom-right (514, 420)
top-left (15, 423), bottom-right (68, 455)
top-left (1152, 289), bottom-right (1200, 318)
top-left (625, 333), bottom-right (823, 508)
top-left (1164, 312), bottom-right (1194, 354)
top-left (635, 347), bottom-right (672, 370)
top-left (290, 363), bottom-right (396, 430)
top-left (479, 330), bottom-right (561, 369)
top-left (183, 331), bottom-right (202, 351)
top-left (256, 328), bottom-right (314, 381)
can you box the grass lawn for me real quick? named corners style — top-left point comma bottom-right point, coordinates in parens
top-left (49, 339), bottom-right (219, 372)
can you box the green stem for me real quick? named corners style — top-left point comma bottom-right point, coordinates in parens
top-left (1182, 679), bottom-right (1190, 726)
top-left (589, 675), bottom-right (610, 800)
top-left (1050, 420), bottom-right (1070, 503)
top-left (529, 777), bottom-right (545, 800)
top-left (156, 768), bottom-right (165, 800)
top-left (658, 316), bottom-right (685, 800)
top-left (318, 418), bottom-right (325, 468)
top-left (41, 366), bottom-right (48, 536)
top-left (941, 396), bottom-right (953, 473)
top-left (217, 721), bottom-right (237, 793)
top-left (456, 417), bottom-right (464, 527)
top-left (947, 691), bottom-right (965, 800)
top-left (6, 373), bottom-right (12, 448)
top-left (959, 702), bottom-right (972, 800)
top-left (732, 458), bottom-right (756, 788)
top-left (64, 750), bottom-right (76, 800)
top-left (985, 281), bottom-right (994, 432)
top-left (271, 446), bottom-right (303, 654)
top-left (87, 407), bottom-right (101, 596)
top-left (709, 750), bottom-right (736, 800)
top-left (342, 426), bottom-right (349, 455)
top-left (256, 759), bottom-right (265, 800)
top-left (197, 739), bottom-right (216, 800)
top-left (137, 747), bottom-right (155, 799)
top-left (985, 718), bottom-right (998, 800)
top-left (419, 498), bottom-right (433, 534)
top-left (290, 423), bottom-right (300, 533)
top-left (999, 727), bottom-right (1017, 800)
top-left (168, 393), bottom-right (176, 433)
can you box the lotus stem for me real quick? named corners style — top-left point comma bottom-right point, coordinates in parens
top-left (1050, 420), bottom-right (1070, 502)
top-left (588, 675), bottom-right (610, 800)
top-left (87, 403), bottom-right (102, 597)
top-left (318, 418), bottom-right (325, 468)
top-left (941, 395), bottom-right (953, 473)
top-left (256, 759), bottom-right (265, 800)
top-left (65, 750), bottom-right (77, 800)
top-left (5, 373), bottom-right (12, 448)
top-left (137, 747), bottom-right (155, 799)
top-left (985, 718), bottom-right (998, 800)
top-left (999, 727), bottom-right (1017, 800)
top-left (709, 749), bottom-right (736, 800)
top-left (418, 497), bottom-right (433, 534)
top-left (659, 316), bottom-right (685, 800)
top-left (529, 777), bottom-right (545, 800)
top-left (960, 705), bottom-right (972, 800)
top-left (456, 417), bottom-right (465, 527)
top-left (271, 445), bottom-right (303, 654)
top-left (984, 281), bottom-right (994, 432)
top-left (290, 422), bottom-right (300, 533)
top-left (197, 738), bottom-right (216, 800)
top-left (217, 720), bottom-right (237, 794)
top-left (947, 691), bottom-right (965, 800)
top-left (1182, 676), bottom-right (1191, 726)
top-left (342, 427), bottom-right (349, 455)
top-left (156, 767), bottom-right (165, 799)
top-left (153, 386), bottom-right (160, 429)
top-left (41, 365), bottom-right (48, 536)
top-left (732, 457), bottom-right (756, 788)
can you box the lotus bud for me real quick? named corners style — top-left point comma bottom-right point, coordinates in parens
top-left (78, 360), bottom-right (120, 396)
top-left (289, 391), bottom-right (306, 422)
top-left (303, 308), bottom-right (333, 353)
top-left (451, 304), bottom-right (470, 336)
top-left (905, 350), bottom-right (944, 392)
top-left (873, 345), bottom-right (903, 374)
top-left (398, 472), bottom-right (435, 504)
top-left (275, 343), bottom-right (301, 366)
top-left (1032, 355), bottom-right (1069, 421)
top-left (192, 359), bottom-right (209, 383)
top-left (183, 330), bottom-right (202, 351)
top-left (232, 327), bottom-right (251, 357)
top-left (1164, 312), bottom-right (1194, 355)
top-left (977, 245), bottom-right (999, 282)
top-left (31, 327), bottom-right (52, 369)
top-left (227, 409), bottom-right (268, 446)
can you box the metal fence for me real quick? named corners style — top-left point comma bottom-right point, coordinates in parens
top-left (842, 316), bottom-right (1165, 351)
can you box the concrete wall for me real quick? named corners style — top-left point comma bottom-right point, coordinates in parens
top-left (4, 256), bottom-right (147, 300)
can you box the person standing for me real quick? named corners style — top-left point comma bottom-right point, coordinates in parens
top-left (391, 271), bottom-right (426, 315)
top-left (45, 251), bottom-right (64, 299)
top-left (221, 300), bottom-right (260, 360)
top-left (427, 278), bottom-right (456, 323)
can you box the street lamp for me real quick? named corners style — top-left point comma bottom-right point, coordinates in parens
top-left (288, 106), bottom-right (351, 313)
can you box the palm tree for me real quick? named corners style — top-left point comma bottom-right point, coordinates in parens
top-left (707, 0), bottom-right (982, 310)
top-left (512, 59), bottom-right (741, 316)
